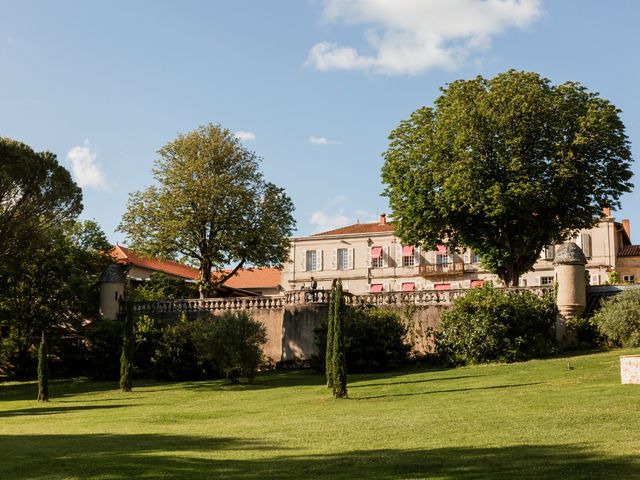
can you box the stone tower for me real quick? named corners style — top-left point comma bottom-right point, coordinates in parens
top-left (553, 242), bottom-right (587, 342)
top-left (99, 264), bottom-right (127, 320)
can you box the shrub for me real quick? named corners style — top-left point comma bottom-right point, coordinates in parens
top-left (84, 319), bottom-right (122, 380)
top-left (313, 307), bottom-right (410, 373)
top-left (437, 286), bottom-right (557, 365)
top-left (592, 288), bottom-right (640, 347)
top-left (151, 315), bottom-right (214, 380)
top-left (192, 311), bottom-right (267, 383)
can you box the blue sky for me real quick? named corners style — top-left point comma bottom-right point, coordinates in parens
top-left (1, 0), bottom-right (639, 243)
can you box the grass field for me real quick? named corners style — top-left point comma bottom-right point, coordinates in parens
top-left (1, 349), bottom-right (639, 479)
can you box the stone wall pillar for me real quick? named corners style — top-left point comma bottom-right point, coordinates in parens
top-left (99, 264), bottom-right (126, 320)
top-left (553, 242), bottom-right (587, 343)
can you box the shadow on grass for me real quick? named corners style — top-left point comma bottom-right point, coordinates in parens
top-left (0, 434), bottom-right (637, 480)
top-left (353, 382), bottom-right (543, 400)
top-left (0, 404), bottom-right (137, 418)
top-left (350, 374), bottom-right (485, 389)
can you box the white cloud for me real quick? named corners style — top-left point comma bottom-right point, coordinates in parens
top-left (307, 0), bottom-right (542, 75)
top-left (309, 136), bottom-right (339, 145)
top-left (66, 141), bottom-right (110, 191)
top-left (354, 209), bottom-right (378, 222)
top-left (310, 210), bottom-right (351, 232)
top-left (234, 131), bottom-right (256, 142)
top-left (328, 194), bottom-right (346, 206)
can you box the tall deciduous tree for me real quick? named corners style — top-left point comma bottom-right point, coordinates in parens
top-left (0, 137), bottom-right (82, 266)
top-left (119, 124), bottom-right (296, 297)
top-left (0, 220), bottom-right (112, 375)
top-left (382, 71), bottom-right (633, 286)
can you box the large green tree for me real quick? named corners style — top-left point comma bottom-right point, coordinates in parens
top-left (0, 220), bottom-right (112, 374)
top-left (0, 137), bottom-right (82, 266)
top-left (119, 124), bottom-right (296, 297)
top-left (382, 70), bottom-right (633, 286)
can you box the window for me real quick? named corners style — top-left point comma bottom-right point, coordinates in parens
top-left (436, 253), bottom-right (449, 266)
top-left (337, 248), bottom-right (349, 270)
top-left (434, 283), bottom-right (451, 291)
top-left (306, 250), bottom-right (317, 272)
top-left (590, 274), bottom-right (600, 286)
top-left (540, 276), bottom-right (554, 286)
top-left (623, 275), bottom-right (635, 284)
top-left (370, 283), bottom-right (384, 293)
top-left (470, 253), bottom-right (479, 264)
top-left (370, 246), bottom-right (384, 269)
top-left (470, 280), bottom-right (484, 288)
top-left (402, 255), bottom-right (415, 267)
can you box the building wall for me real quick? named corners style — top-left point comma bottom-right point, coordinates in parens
top-left (282, 218), bottom-right (621, 294)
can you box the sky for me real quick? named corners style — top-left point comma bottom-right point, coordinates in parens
top-left (1, 0), bottom-right (639, 244)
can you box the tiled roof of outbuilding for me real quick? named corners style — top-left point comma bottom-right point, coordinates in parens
top-left (112, 245), bottom-right (200, 279)
top-left (619, 245), bottom-right (640, 257)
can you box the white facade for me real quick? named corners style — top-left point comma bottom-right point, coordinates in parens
top-left (282, 214), bottom-right (634, 294)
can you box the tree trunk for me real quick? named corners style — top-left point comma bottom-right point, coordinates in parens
top-left (199, 260), bottom-right (212, 299)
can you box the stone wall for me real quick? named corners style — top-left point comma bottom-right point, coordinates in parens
top-left (126, 286), bottom-right (552, 365)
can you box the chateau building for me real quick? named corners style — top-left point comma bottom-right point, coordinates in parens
top-left (282, 211), bottom-right (638, 295)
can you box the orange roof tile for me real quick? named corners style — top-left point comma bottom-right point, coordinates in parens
top-left (111, 245), bottom-right (200, 280)
top-left (223, 268), bottom-right (282, 289)
top-left (312, 222), bottom-right (396, 236)
top-left (111, 245), bottom-right (281, 288)
top-left (620, 245), bottom-right (640, 257)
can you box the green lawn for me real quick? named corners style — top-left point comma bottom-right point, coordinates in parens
top-left (1, 349), bottom-right (639, 479)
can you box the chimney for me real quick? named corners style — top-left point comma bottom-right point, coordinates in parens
top-left (622, 219), bottom-right (630, 239)
top-left (379, 213), bottom-right (387, 225)
top-left (602, 207), bottom-right (611, 218)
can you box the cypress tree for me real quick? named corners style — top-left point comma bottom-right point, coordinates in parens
top-left (37, 331), bottom-right (49, 402)
top-left (119, 302), bottom-right (134, 392)
top-left (332, 279), bottom-right (348, 399)
top-left (325, 281), bottom-right (336, 388)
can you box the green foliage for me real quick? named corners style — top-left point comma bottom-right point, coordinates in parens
top-left (192, 311), bottom-right (267, 383)
top-left (118, 123), bottom-right (296, 297)
top-left (438, 286), bottom-right (557, 364)
top-left (84, 319), bottom-right (123, 380)
top-left (130, 273), bottom-right (198, 301)
top-left (151, 314), bottom-right (214, 380)
top-left (0, 220), bottom-right (112, 376)
top-left (592, 288), bottom-right (640, 347)
top-left (314, 307), bottom-right (411, 373)
top-left (325, 283), bottom-right (336, 388)
top-left (606, 271), bottom-right (621, 285)
top-left (0, 137), bottom-right (82, 264)
top-left (120, 305), bottom-right (134, 392)
top-left (331, 280), bottom-right (347, 399)
top-left (36, 332), bottom-right (49, 402)
top-left (564, 316), bottom-right (601, 350)
top-left (381, 70), bottom-right (633, 286)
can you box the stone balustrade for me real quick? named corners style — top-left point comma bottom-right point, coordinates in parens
top-left (128, 286), bottom-right (553, 314)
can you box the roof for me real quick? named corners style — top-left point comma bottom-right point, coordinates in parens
top-left (223, 268), bottom-right (282, 289)
top-left (111, 245), bottom-right (281, 288)
top-left (112, 245), bottom-right (199, 280)
top-left (312, 222), bottom-right (396, 237)
top-left (619, 245), bottom-right (640, 257)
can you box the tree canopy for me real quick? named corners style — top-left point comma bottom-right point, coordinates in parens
top-left (381, 70), bottom-right (633, 286)
top-left (119, 123), bottom-right (296, 297)
top-left (0, 137), bottom-right (82, 266)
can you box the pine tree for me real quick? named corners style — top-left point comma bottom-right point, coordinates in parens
top-left (119, 302), bottom-right (134, 392)
top-left (332, 279), bottom-right (348, 399)
top-left (37, 331), bottom-right (49, 402)
top-left (325, 282), bottom-right (336, 388)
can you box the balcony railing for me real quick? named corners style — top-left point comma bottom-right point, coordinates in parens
top-left (419, 261), bottom-right (465, 277)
